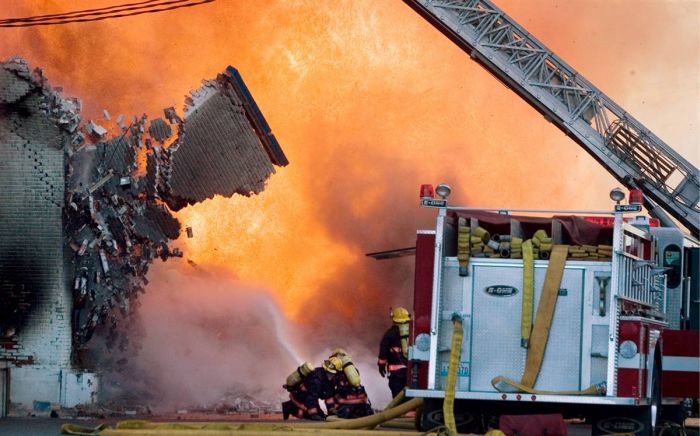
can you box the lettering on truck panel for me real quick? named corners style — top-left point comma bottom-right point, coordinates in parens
top-left (439, 362), bottom-right (470, 377)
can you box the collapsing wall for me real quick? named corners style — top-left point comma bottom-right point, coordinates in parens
top-left (0, 57), bottom-right (287, 408)
top-left (162, 66), bottom-right (287, 210)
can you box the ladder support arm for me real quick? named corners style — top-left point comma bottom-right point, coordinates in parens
top-left (404, 0), bottom-right (699, 235)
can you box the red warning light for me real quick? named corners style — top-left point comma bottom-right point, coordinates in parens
top-left (420, 184), bottom-right (434, 199)
top-left (629, 189), bottom-right (643, 205)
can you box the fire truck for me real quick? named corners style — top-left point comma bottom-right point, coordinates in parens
top-left (402, 187), bottom-right (699, 434)
top-left (370, 0), bottom-right (700, 434)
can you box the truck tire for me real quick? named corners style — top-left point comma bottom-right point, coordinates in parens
top-left (417, 398), bottom-right (481, 433)
top-left (591, 346), bottom-right (662, 435)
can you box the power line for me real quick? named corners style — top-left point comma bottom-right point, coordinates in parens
top-left (1, 0), bottom-right (165, 23)
top-left (0, 0), bottom-right (215, 27)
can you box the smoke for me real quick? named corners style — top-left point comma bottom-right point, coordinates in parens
top-left (1, 0), bottom-right (697, 409)
top-left (103, 260), bottom-right (394, 409)
top-left (102, 261), bottom-right (306, 409)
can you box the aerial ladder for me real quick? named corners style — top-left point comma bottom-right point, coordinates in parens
top-left (403, 0), bottom-right (699, 236)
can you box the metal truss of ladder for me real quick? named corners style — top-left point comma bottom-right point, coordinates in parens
top-left (404, 0), bottom-right (699, 235)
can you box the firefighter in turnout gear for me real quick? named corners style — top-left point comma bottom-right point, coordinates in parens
top-left (378, 307), bottom-right (410, 398)
top-left (325, 348), bottom-right (374, 419)
top-left (282, 358), bottom-right (341, 421)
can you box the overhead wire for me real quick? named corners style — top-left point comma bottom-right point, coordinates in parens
top-left (0, 0), bottom-right (215, 27)
top-left (1, 0), bottom-right (167, 23)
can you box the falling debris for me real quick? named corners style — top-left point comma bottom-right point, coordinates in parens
top-left (85, 120), bottom-right (108, 137)
top-left (0, 56), bottom-right (288, 363)
top-left (116, 114), bottom-right (126, 131)
top-left (186, 226), bottom-right (194, 238)
top-left (148, 118), bottom-right (171, 143)
top-left (155, 67), bottom-right (288, 211)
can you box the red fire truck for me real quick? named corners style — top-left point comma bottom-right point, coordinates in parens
top-left (370, 0), bottom-right (700, 434)
top-left (401, 185), bottom-right (698, 434)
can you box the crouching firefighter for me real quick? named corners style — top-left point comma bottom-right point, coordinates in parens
top-left (325, 348), bottom-right (373, 419)
top-left (282, 358), bottom-right (342, 421)
top-left (378, 307), bottom-right (410, 398)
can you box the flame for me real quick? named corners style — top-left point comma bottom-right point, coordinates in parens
top-left (2, 0), bottom-right (698, 330)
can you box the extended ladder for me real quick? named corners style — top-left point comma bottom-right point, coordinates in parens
top-left (404, 0), bottom-right (699, 235)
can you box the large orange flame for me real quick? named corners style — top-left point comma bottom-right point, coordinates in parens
top-left (2, 0), bottom-right (698, 329)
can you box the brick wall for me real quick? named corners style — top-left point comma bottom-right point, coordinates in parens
top-left (0, 60), bottom-right (104, 409)
top-left (0, 72), bottom-right (78, 408)
top-left (0, 121), bottom-right (71, 368)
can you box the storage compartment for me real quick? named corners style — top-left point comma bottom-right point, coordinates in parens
top-left (468, 262), bottom-right (585, 392)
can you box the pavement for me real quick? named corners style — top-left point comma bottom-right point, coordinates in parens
top-left (0, 417), bottom-right (115, 436)
top-left (0, 416), bottom-right (696, 435)
top-left (0, 416), bottom-right (592, 436)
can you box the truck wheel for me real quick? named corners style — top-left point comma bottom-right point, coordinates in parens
top-left (417, 398), bottom-right (442, 432)
top-left (592, 347), bottom-right (663, 435)
top-left (417, 398), bottom-right (481, 433)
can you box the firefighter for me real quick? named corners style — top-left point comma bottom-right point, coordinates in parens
top-left (378, 307), bottom-right (410, 398)
top-left (326, 348), bottom-right (373, 419)
top-left (282, 357), bottom-right (342, 421)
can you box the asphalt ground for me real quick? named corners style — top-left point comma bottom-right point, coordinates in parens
top-left (0, 416), bottom-right (696, 435)
top-left (0, 416), bottom-right (594, 436)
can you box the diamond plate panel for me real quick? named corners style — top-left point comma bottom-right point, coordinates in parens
top-left (435, 263), bottom-right (470, 390)
top-left (534, 267), bottom-right (584, 391)
top-left (468, 262), bottom-right (585, 392)
top-left (470, 264), bottom-right (526, 391)
top-left (591, 324), bottom-right (609, 357)
top-left (590, 357), bottom-right (608, 387)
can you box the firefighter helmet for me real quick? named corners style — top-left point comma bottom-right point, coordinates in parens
top-left (330, 348), bottom-right (348, 358)
top-left (322, 357), bottom-right (343, 374)
top-left (391, 307), bottom-right (410, 323)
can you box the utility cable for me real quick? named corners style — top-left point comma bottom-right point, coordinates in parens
top-left (1, 0), bottom-right (166, 23)
top-left (0, 0), bottom-right (215, 27)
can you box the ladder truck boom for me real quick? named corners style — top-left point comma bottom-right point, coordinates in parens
top-left (403, 0), bottom-right (700, 235)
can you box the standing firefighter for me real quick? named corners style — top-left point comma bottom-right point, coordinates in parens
top-left (378, 307), bottom-right (410, 398)
top-left (326, 348), bottom-right (374, 419)
top-left (282, 358), bottom-right (342, 421)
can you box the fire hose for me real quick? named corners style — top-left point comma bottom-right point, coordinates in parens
top-left (382, 387), bottom-right (405, 411)
top-left (492, 244), bottom-right (605, 396)
top-left (62, 398), bottom-right (425, 435)
top-left (443, 313), bottom-right (463, 436)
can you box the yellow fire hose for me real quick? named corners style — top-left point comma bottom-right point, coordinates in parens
top-left (520, 240), bottom-right (534, 349)
top-left (443, 313), bottom-right (463, 436)
top-left (303, 397), bottom-right (422, 430)
top-left (492, 244), bottom-right (604, 396)
top-left (521, 244), bottom-right (567, 388)
top-left (101, 429), bottom-right (429, 435)
top-left (63, 397), bottom-right (425, 435)
top-left (490, 376), bottom-right (604, 396)
top-left (382, 387), bottom-right (406, 411)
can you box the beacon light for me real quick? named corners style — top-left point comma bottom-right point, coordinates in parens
top-left (420, 184), bottom-right (434, 199)
top-left (629, 189), bottom-right (643, 205)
